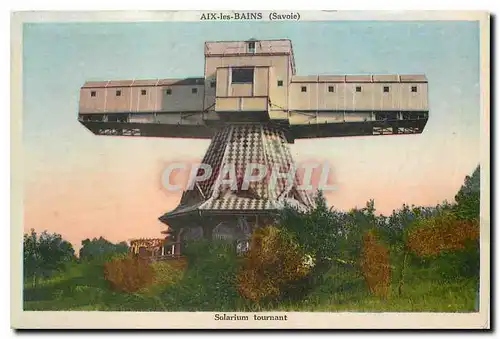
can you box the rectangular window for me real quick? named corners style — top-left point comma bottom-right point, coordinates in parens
top-left (231, 68), bottom-right (254, 84)
top-left (383, 86), bottom-right (390, 93)
top-left (166, 89), bottom-right (172, 95)
top-left (301, 86), bottom-right (307, 92)
top-left (328, 86), bottom-right (335, 93)
top-left (116, 90), bottom-right (121, 96)
top-left (356, 86), bottom-right (362, 92)
top-left (210, 81), bottom-right (216, 88)
top-left (141, 89), bottom-right (147, 95)
top-left (277, 80), bottom-right (283, 87)
top-left (411, 86), bottom-right (418, 93)
top-left (192, 88), bottom-right (198, 94)
top-left (247, 41), bottom-right (256, 53)
top-left (90, 91), bottom-right (96, 97)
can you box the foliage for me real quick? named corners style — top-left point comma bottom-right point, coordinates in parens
top-left (338, 200), bottom-right (383, 261)
top-left (23, 164), bottom-right (481, 312)
top-left (79, 237), bottom-right (129, 262)
top-left (23, 229), bottom-right (76, 287)
top-left (405, 211), bottom-right (480, 283)
top-left (140, 259), bottom-right (187, 296)
top-left (406, 212), bottom-right (479, 257)
top-left (237, 225), bottom-right (310, 303)
top-left (23, 256), bottom-right (477, 312)
top-left (453, 165), bottom-right (480, 220)
top-left (103, 254), bottom-right (155, 292)
top-left (159, 239), bottom-right (243, 311)
top-left (377, 204), bottom-right (438, 247)
top-left (283, 191), bottom-right (343, 258)
top-left (279, 191), bottom-right (346, 288)
top-left (358, 230), bottom-right (390, 297)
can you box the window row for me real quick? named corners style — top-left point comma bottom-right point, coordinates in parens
top-left (165, 88), bottom-right (199, 95)
top-left (89, 83), bottom-right (419, 97)
top-left (298, 85), bottom-right (419, 93)
top-left (89, 86), bottom-right (213, 98)
top-left (164, 88), bottom-right (202, 95)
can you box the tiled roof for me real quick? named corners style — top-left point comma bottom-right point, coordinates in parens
top-left (291, 74), bottom-right (428, 83)
top-left (160, 124), bottom-right (314, 224)
top-left (82, 78), bottom-right (205, 88)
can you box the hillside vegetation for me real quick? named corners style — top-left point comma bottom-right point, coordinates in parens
top-left (23, 166), bottom-right (481, 312)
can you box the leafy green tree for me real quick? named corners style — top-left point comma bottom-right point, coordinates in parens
top-left (79, 237), bottom-right (129, 261)
top-left (279, 192), bottom-right (342, 269)
top-left (160, 239), bottom-right (242, 311)
top-left (277, 191), bottom-right (356, 299)
top-left (339, 200), bottom-right (385, 261)
top-left (23, 229), bottom-right (76, 287)
top-left (454, 165), bottom-right (480, 220)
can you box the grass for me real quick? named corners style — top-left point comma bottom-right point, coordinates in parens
top-left (243, 263), bottom-right (478, 312)
top-left (139, 259), bottom-right (187, 296)
top-left (23, 259), bottom-right (185, 311)
top-left (23, 258), bottom-right (478, 312)
top-left (280, 279), bottom-right (477, 312)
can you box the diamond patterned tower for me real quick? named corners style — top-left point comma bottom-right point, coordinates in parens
top-left (159, 124), bottom-right (314, 246)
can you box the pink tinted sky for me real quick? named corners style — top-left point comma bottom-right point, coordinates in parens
top-left (22, 21), bottom-right (480, 252)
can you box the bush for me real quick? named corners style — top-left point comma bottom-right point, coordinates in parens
top-left (103, 254), bottom-right (155, 292)
top-left (160, 239), bottom-right (242, 311)
top-left (237, 225), bottom-right (310, 303)
top-left (406, 212), bottom-right (479, 257)
top-left (405, 212), bottom-right (480, 282)
top-left (359, 230), bottom-right (390, 298)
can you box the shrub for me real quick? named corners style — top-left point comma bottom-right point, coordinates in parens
top-left (103, 254), bottom-right (155, 292)
top-left (405, 212), bottom-right (480, 282)
top-left (358, 230), bottom-right (390, 298)
top-left (406, 212), bottom-right (479, 257)
top-left (160, 239), bottom-right (242, 311)
top-left (237, 225), bottom-right (311, 303)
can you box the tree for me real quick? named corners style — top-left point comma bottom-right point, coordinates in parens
top-left (359, 230), bottom-right (390, 298)
top-left (339, 200), bottom-right (384, 261)
top-left (237, 225), bottom-right (310, 303)
top-left (279, 191), bottom-right (343, 270)
top-left (79, 237), bottom-right (129, 261)
top-left (454, 165), bottom-right (480, 220)
top-left (23, 229), bottom-right (76, 287)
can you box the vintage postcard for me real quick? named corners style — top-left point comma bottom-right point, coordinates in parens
top-left (11, 10), bottom-right (490, 329)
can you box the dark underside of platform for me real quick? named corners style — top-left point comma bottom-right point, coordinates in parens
top-left (78, 112), bottom-right (428, 142)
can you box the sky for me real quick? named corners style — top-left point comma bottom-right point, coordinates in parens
top-left (22, 20), bottom-right (480, 251)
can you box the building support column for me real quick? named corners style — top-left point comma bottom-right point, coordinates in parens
top-left (203, 225), bottom-right (214, 240)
